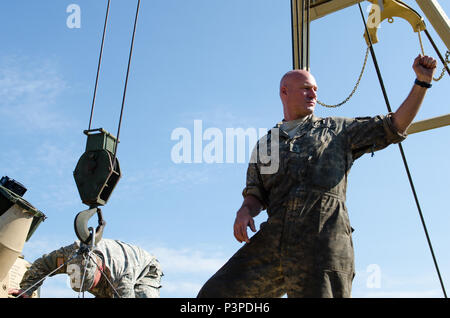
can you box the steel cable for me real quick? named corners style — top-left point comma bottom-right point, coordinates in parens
top-left (88, 0), bottom-right (111, 131)
top-left (358, 2), bottom-right (447, 298)
top-left (113, 0), bottom-right (141, 162)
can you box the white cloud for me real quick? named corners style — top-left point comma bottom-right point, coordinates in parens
top-left (0, 140), bottom-right (82, 209)
top-left (0, 149), bottom-right (41, 178)
top-left (177, 106), bottom-right (266, 131)
top-left (357, 289), bottom-right (442, 298)
top-left (36, 142), bottom-right (79, 175)
top-left (0, 56), bottom-right (70, 131)
top-left (150, 246), bottom-right (226, 274)
top-left (352, 266), bottom-right (447, 298)
top-left (117, 164), bottom-right (226, 196)
top-left (160, 281), bottom-right (203, 298)
top-left (147, 246), bottom-right (228, 297)
top-left (22, 235), bottom-right (75, 261)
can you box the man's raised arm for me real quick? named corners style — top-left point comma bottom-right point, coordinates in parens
top-left (392, 54), bottom-right (437, 134)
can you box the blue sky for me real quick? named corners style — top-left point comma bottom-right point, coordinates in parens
top-left (0, 0), bottom-right (449, 298)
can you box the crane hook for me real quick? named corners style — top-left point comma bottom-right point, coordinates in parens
top-left (74, 207), bottom-right (106, 245)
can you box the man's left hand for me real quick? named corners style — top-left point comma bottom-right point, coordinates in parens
top-left (413, 54), bottom-right (437, 83)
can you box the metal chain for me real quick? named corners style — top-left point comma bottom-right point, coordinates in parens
top-left (418, 31), bottom-right (449, 82)
top-left (317, 46), bottom-right (370, 108)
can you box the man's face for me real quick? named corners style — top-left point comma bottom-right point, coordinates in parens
top-left (280, 71), bottom-right (318, 120)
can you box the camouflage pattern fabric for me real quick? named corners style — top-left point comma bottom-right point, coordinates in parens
top-left (197, 113), bottom-right (406, 298)
top-left (20, 239), bottom-right (163, 298)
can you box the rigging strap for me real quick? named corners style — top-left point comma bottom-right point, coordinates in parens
top-left (358, 2), bottom-right (447, 298)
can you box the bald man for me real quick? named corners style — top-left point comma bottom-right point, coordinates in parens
top-left (197, 55), bottom-right (437, 298)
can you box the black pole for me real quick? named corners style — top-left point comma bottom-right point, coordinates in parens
top-left (423, 29), bottom-right (450, 77)
top-left (358, 2), bottom-right (447, 299)
top-left (291, 0), bottom-right (296, 70)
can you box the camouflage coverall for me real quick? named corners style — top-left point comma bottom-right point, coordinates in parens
top-left (20, 239), bottom-right (163, 298)
top-left (197, 113), bottom-right (406, 298)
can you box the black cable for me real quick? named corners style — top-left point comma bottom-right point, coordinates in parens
top-left (88, 0), bottom-right (111, 131)
top-left (113, 0), bottom-right (141, 161)
top-left (423, 29), bottom-right (450, 77)
top-left (358, 3), bottom-right (447, 298)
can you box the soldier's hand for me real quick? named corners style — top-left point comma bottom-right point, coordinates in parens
top-left (413, 54), bottom-right (437, 83)
top-left (233, 207), bottom-right (257, 244)
top-left (8, 288), bottom-right (30, 298)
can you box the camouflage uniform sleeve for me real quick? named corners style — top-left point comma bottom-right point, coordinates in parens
top-left (19, 243), bottom-right (79, 295)
top-left (242, 162), bottom-right (269, 210)
top-left (345, 113), bottom-right (407, 160)
top-left (114, 273), bottom-right (136, 298)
